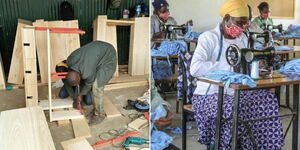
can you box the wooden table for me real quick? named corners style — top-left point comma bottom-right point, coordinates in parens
top-left (276, 46), bottom-right (300, 62)
top-left (151, 39), bottom-right (197, 52)
top-left (274, 36), bottom-right (300, 45)
top-left (198, 76), bottom-right (300, 150)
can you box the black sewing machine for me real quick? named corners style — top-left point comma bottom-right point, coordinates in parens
top-left (248, 31), bottom-right (274, 48)
top-left (225, 44), bottom-right (281, 76)
top-left (261, 23), bottom-right (283, 33)
top-left (159, 24), bottom-right (187, 40)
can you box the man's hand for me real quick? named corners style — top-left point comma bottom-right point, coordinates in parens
top-left (73, 94), bottom-right (83, 109)
top-left (154, 105), bottom-right (173, 127)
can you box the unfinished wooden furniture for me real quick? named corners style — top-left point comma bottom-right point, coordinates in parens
top-left (33, 20), bottom-right (80, 83)
top-left (0, 106), bottom-right (55, 150)
top-left (23, 26), bottom-right (85, 122)
top-left (93, 16), bottom-right (149, 76)
top-left (8, 19), bottom-right (32, 84)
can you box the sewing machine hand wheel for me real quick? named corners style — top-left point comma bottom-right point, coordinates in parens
top-left (225, 44), bottom-right (241, 67)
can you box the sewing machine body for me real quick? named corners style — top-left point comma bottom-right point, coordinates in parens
top-left (159, 24), bottom-right (187, 40)
top-left (225, 44), bottom-right (281, 77)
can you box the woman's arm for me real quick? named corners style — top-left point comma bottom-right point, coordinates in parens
top-left (190, 33), bottom-right (219, 77)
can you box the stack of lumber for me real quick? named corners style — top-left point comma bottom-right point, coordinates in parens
top-left (7, 19), bottom-right (80, 85)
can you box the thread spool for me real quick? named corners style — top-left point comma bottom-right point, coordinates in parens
top-left (251, 61), bottom-right (259, 80)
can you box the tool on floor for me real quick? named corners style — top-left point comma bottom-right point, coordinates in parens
top-left (92, 131), bottom-right (140, 148)
top-left (143, 112), bottom-right (149, 121)
top-left (122, 137), bottom-right (149, 149)
top-left (123, 99), bottom-right (149, 112)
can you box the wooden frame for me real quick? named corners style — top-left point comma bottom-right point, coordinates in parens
top-left (93, 16), bottom-right (149, 76)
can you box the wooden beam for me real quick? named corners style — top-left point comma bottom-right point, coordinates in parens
top-left (106, 20), bottom-right (134, 26)
top-left (61, 138), bottom-right (93, 150)
top-left (104, 80), bottom-right (148, 91)
top-left (106, 25), bottom-right (119, 77)
top-left (52, 110), bottom-right (84, 121)
top-left (109, 74), bottom-right (148, 84)
top-left (39, 98), bottom-right (73, 110)
top-left (8, 19), bottom-right (32, 84)
top-left (103, 95), bottom-right (122, 118)
top-left (128, 17), bottom-right (149, 75)
top-left (22, 26), bottom-right (38, 107)
top-left (33, 20), bottom-right (49, 83)
top-left (0, 107), bottom-right (55, 150)
top-left (71, 118), bottom-right (91, 139)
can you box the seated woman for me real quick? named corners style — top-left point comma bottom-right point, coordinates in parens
top-left (252, 2), bottom-right (273, 30)
top-left (190, 0), bottom-right (284, 149)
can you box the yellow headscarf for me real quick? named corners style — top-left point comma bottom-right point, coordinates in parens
top-left (219, 0), bottom-right (249, 18)
top-left (56, 61), bottom-right (68, 68)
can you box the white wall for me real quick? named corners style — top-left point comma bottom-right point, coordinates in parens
top-left (167, 0), bottom-right (299, 32)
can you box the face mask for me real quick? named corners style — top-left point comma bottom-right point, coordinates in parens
top-left (159, 12), bottom-right (170, 20)
top-left (261, 12), bottom-right (270, 19)
top-left (224, 21), bottom-right (245, 38)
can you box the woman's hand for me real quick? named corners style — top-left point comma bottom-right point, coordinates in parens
top-left (154, 105), bottom-right (173, 127)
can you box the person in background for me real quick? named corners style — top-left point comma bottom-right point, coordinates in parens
top-left (252, 2), bottom-right (273, 30)
top-left (190, 0), bottom-right (284, 149)
top-left (151, 0), bottom-right (192, 39)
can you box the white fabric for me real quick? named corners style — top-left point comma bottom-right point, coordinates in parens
top-left (190, 23), bottom-right (248, 95)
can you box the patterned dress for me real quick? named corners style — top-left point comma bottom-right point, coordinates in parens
top-left (192, 89), bottom-right (284, 150)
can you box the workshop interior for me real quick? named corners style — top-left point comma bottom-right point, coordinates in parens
top-left (0, 0), bottom-right (300, 150)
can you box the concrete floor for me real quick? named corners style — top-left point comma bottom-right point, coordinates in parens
top-left (162, 92), bottom-right (300, 150)
top-left (0, 85), bottom-right (149, 150)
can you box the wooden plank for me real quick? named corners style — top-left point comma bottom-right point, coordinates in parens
top-left (71, 118), bottom-right (91, 139)
top-left (128, 116), bottom-right (148, 131)
top-left (8, 19), bottom-right (32, 84)
top-left (48, 21), bottom-right (65, 74)
top-left (22, 26), bottom-right (38, 107)
top-left (128, 17), bottom-right (149, 75)
top-left (0, 52), bottom-right (6, 89)
top-left (52, 110), bottom-right (84, 121)
top-left (106, 20), bottom-right (135, 26)
top-left (0, 106), bottom-right (55, 150)
top-left (64, 20), bottom-right (80, 56)
top-left (53, 108), bottom-right (70, 126)
top-left (109, 74), bottom-right (148, 84)
top-left (93, 15), bottom-right (107, 41)
top-left (61, 138), bottom-right (93, 150)
top-left (104, 80), bottom-right (148, 91)
top-left (39, 98), bottom-right (73, 110)
top-left (33, 20), bottom-right (49, 83)
top-left (103, 95), bottom-right (122, 118)
top-left (106, 25), bottom-right (119, 77)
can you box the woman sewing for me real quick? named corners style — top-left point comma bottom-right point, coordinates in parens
top-left (190, 0), bottom-right (284, 149)
top-left (252, 2), bottom-right (274, 30)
